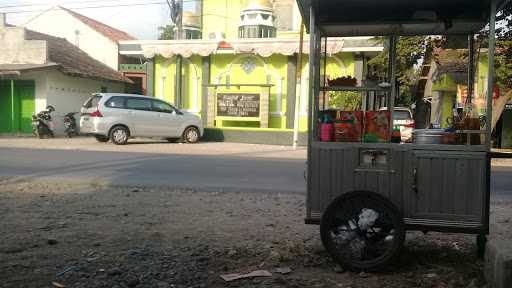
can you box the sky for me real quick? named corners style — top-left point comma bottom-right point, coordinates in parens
top-left (1, 0), bottom-right (198, 39)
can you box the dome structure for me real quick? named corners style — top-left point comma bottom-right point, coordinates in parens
top-left (243, 0), bottom-right (273, 12)
top-left (239, 0), bottom-right (276, 38)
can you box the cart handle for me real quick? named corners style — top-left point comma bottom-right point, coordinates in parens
top-left (412, 168), bottom-right (418, 194)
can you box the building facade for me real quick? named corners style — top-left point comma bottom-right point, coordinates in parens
top-left (119, 0), bottom-right (383, 143)
top-left (23, 6), bottom-right (151, 97)
top-left (24, 6), bottom-right (136, 70)
top-left (0, 15), bottom-right (129, 135)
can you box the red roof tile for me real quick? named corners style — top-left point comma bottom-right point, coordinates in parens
top-left (60, 6), bottom-right (136, 43)
top-left (25, 29), bottom-right (132, 83)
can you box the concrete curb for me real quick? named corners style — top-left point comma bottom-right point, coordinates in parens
top-left (485, 239), bottom-right (512, 288)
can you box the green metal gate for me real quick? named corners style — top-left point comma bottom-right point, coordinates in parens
top-left (0, 80), bottom-right (35, 134)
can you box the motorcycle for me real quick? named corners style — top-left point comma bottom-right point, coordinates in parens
top-left (64, 112), bottom-right (79, 138)
top-left (32, 105), bottom-right (55, 138)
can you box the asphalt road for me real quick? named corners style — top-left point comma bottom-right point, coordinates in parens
top-left (491, 165), bottom-right (512, 198)
top-left (0, 146), bottom-right (511, 199)
top-left (0, 147), bottom-right (307, 193)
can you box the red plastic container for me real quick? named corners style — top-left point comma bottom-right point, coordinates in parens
top-left (334, 111), bottom-right (364, 142)
top-left (320, 123), bottom-right (334, 142)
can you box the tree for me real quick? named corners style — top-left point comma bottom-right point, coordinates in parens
top-left (494, 3), bottom-right (512, 91)
top-left (158, 24), bottom-right (175, 40)
top-left (329, 91), bottom-right (361, 111)
top-left (368, 36), bottom-right (427, 106)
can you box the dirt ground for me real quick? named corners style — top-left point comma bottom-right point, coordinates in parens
top-left (1, 180), bottom-right (508, 288)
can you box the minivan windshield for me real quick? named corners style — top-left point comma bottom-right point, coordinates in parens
top-left (83, 95), bottom-right (102, 109)
top-left (393, 110), bottom-right (412, 120)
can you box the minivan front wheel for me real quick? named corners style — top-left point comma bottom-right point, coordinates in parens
top-left (183, 126), bottom-right (200, 143)
top-left (110, 126), bottom-right (129, 145)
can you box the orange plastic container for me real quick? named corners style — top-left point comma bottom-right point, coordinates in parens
top-left (364, 111), bottom-right (391, 142)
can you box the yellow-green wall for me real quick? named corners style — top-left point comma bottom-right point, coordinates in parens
top-left (155, 55), bottom-right (203, 114)
top-left (154, 52), bottom-right (356, 130)
top-left (297, 53), bottom-right (355, 130)
top-left (202, 0), bottom-right (244, 40)
top-left (432, 54), bottom-right (490, 123)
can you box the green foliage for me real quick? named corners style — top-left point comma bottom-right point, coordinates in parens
top-left (495, 3), bottom-right (512, 91)
top-left (495, 39), bottom-right (512, 90)
top-left (479, 2), bottom-right (512, 91)
top-left (368, 36), bottom-right (426, 106)
top-left (158, 24), bottom-right (175, 40)
top-left (328, 91), bottom-right (361, 111)
top-left (368, 37), bottom-right (426, 86)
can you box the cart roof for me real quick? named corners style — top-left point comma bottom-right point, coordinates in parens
top-left (297, 0), bottom-right (509, 36)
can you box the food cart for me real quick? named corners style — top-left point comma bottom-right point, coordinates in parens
top-left (296, 0), bottom-right (506, 271)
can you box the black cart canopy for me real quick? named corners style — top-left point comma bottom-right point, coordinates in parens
top-left (297, 0), bottom-right (509, 36)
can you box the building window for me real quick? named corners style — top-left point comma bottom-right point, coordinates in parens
top-left (184, 29), bottom-right (201, 39)
top-left (239, 25), bottom-right (276, 39)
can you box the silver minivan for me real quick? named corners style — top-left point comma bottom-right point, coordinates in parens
top-left (80, 93), bottom-right (203, 145)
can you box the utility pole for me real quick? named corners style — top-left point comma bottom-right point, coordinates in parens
top-left (176, 0), bottom-right (183, 40)
top-left (292, 21), bottom-right (304, 149)
top-left (175, 0), bottom-right (183, 108)
top-left (167, 0), bottom-right (183, 108)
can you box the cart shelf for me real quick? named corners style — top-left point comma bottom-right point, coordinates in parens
top-left (311, 141), bottom-right (487, 152)
top-left (320, 86), bottom-right (390, 92)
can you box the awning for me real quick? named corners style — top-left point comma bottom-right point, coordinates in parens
top-left (0, 63), bottom-right (59, 79)
top-left (297, 0), bottom-right (509, 36)
top-left (229, 38), bottom-right (345, 57)
top-left (123, 37), bottom-right (381, 59)
top-left (141, 40), bottom-right (219, 58)
top-left (0, 63), bottom-right (59, 71)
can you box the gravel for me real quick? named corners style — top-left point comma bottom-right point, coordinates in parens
top-left (0, 180), bottom-right (508, 287)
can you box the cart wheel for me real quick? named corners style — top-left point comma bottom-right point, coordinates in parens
top-left (476, 234), bottom-right (487, 258)
top-left (320, 191), bottom-right (405, 272)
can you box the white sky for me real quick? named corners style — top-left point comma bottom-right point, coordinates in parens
top-left (2, 0), bottom-right (198, 39)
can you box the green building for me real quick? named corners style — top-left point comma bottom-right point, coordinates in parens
top-left (119, 0), bottom-right (383, 144)
top-left (421, 47), bottom-right (512, 148)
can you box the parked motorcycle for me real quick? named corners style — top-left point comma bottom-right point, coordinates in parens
top-left (32, 105), bottom-right (55, 138)
top-left (64, 112), bottom-right (79, 138)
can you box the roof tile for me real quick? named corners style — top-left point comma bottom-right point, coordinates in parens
top-left (25, 29), bottom-right (132, 83)
top-left (60, 6), bottom-right (136, 42)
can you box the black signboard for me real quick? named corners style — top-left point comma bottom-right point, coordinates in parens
top-left (217, 93), bottom-right (260, 117)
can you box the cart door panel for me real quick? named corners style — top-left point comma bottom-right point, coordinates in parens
top-left (309, 144), bottom-right (408, 222)
top-left (409, 151), bottom-right (486, 223)
top-left (310, 146), bottom-right (359, 219)
top-left (353, 148), bottom-right (409, 210)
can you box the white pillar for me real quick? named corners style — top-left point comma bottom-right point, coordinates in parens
top-left (159, 77), bottom-right (166, 100)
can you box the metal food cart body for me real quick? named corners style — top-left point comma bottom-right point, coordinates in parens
top-left (297, 0), bottom-right (506, 271)
top-left (306, 142), bottom-right (489, 235)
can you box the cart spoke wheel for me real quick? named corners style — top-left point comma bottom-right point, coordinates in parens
top-left (320, 191), bottom-right (405, 272)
